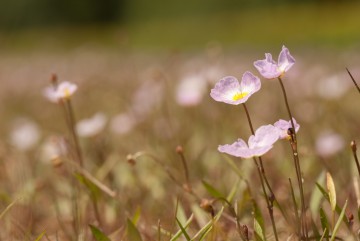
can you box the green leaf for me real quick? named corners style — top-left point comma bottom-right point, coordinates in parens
top-left (0, 197), bottom-right (20, 220)
top-left (254, 218), bottom-right (265, 241)
top-left (170, 214), bottom-right (194, 241)
top-left (202, 180), bottom-right (224, 199)
top-left (226, 179), bottom-right (240, 203)
top-left (127, 218), bottom-right (143, 241)
top-left (237, 187), bottom-right (252, 219)
top-left (316, 183), bottom-right (350, 228)
top-left (253, 200), bottom-right (266, 241)
top-left (75, 173), bottom-right (101, 201)
top-left (89, 225), bottom-right (111, 241)
top-left (319, 207), bottom-right (330, 238)
top-left (310, 172), bottom-right (325, 220)
top-left (192, 207), bottom-right (224, 241)
top-left (176, 218), bottom-right (191, 241)
top-left (132, 206), bottom-right (141, 225)
top-left (33, 231), bottom-right (46, 241)
top-left (330, 200), bottom-right (348, 241)
top-left (319, 228), bottom-right (327, 241)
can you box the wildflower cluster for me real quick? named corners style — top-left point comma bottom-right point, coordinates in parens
top-left (211, 46), bottom-right (299, 159)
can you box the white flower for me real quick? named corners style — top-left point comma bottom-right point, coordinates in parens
top-left (110, 113), bottom-right (137, 135)
top-left (43, 81), bottom-right (78, 103)
top-left (9, 118), bottom-right (40, 151)
top-left (176, 75), bottom-right (207, 106)
top-left (315, 131), bottom-right (345, 157)
top-left (76, 112), bottom-right (107, 137)
top-left (39, 136), bottom-right (67, 163)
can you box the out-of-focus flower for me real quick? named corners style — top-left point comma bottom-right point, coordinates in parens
top-left (315, 131), bottom-right (345, 158)
top-left (254, 45), bottom-right (295, 79)
top-left (210, 71), bottom-right (261, 105)
top-left (131, 80), bottom-right (163, 119)
top-left (176, 74), bottom-right (207, 106)
top-left (43, 81), bottom-right (78, 103)
top-left (76, 112), bottom-right (107, 138)
top-left (39, 136), bottom-right (67, 164)
top-left (218, 125), bottom-right (280, 158)
top-left (274, 118), bottom-right (300, 139)
top-left (110, 113), bottom-right (137, 135)
top-left (316, 73), bottom-right (352, 100)
top-left (9, 118), bottom-right (40, 151)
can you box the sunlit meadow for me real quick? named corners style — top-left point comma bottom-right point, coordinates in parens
top-left (1, 4), bottom-right (360, 240)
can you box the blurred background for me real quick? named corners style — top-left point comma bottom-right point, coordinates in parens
top-left (1, 1), bottom-right (360, 239)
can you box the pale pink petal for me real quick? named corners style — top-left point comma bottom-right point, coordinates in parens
top-left (248, 124), bottom-right (280, 149)
top-left (278, 46), bottom-right (295, 73)
top-left (274, 118), bottom-right (300, 139)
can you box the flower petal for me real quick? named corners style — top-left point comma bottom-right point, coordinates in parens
top-left (240, 71), bottom-right (261, 96)
top-left (210, 76), bottom-right (244, 105)
top-left (218, 138), bottom-right (255, 158)
top-left (248, 124), bottom-right (280, 149)
top-left (254, 54), bottom-right (282, 79)
top-left (274, 118), bottom-right (300, 139)
top-left (278, 45), bottom-right (295, 73)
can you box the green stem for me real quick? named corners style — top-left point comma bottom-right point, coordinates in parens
top-left (65, 99), bottom-right (83, 167)
top-left (242, 103), bottom-right (279, 241)
top-left (277, 77), bottom-right (308, 240)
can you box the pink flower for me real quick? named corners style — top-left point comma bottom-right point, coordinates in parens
top-left (254, 46), bottom-right (295, 79)
top-left (43, 81), bottom-right (78, 103)
top-left (218, 125), bottom-right (280, 159)
top-left (210, 71), bottom-right (261, 105)
top-left (274, 118), bottom-right (300, 139)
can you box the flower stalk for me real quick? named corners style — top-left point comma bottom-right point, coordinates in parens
top-left (277, 77), bottom-right (308, 240)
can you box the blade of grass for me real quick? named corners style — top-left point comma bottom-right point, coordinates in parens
top-left (202, 180), bottom-right (224, 199)
top-left (316, 183), bottom-right (350, 228)
top-left (169, 214), bottom-right (194, 241)
top-left (89, 225), bottom-right (111, 241)
top-left (192, 206), bottom-right (224, 240)
top-left (127, 218), bottom-right (143, 241)
top-left (176, 218), bottom-right (191, 241)
top-left (330, 200), bottom-right (348, 241)
top-left (33, 231), bottom-right (46, 241)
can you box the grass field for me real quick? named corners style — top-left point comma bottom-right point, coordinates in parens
top-left (1, 2), bottom-right (360, 241)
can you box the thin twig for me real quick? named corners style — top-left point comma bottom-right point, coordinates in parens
top-left (346, 68), bottom-right (360, 94)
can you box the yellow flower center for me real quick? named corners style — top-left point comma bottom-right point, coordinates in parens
top-left (63, 88), bottom-right (70, 99)
top-left (232, 92), bottom-right (248, 101)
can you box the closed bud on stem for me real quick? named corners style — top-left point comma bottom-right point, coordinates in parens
top-left (52, 157), bottom-right (63, 167)
top-left (176, 145), bottom-right (183, 154)
top-left (351, 140), bottom-right (357, 152)
top-left (348, 213), bottom-right (354, 226)
top-left (50, 73), bottom-right (58, 86)
top-left (126, 154), bottom-right (136, 166)
top-left (200, 199), bottom-right (215, 217)
top-left (242, 225), bottom-right (249, 240)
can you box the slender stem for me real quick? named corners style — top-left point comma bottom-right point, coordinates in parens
top-left (289, 178), bottom-right (301, 236)
top-left (253, 157), bottom-right (278, 241)
top-left (65, 99), bottom-right (83, 167)
top-left (351, 141), bottom-right (360, 178)
top-left (277, 77), bottom-right (308, 240)
top-left (176, 146), bottom-right (190, 184)
top-left (242, 103), bottom-right (279, 241)
top-left (346, 68), bottom-right (360, 94)
top-left (214, 197), bottom-right (248, 241)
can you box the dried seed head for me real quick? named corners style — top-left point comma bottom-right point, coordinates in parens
top-left (127, 154), bottom-right (136, 166)
top-left (200, 199), bottom-right (215, 217)
top-left (176, 145), bottom-right (183, 154)
top-left (52, 157), bottom-right (63, 167)
top-left (351, 140), bottom-right (357, 152)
